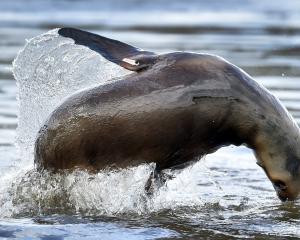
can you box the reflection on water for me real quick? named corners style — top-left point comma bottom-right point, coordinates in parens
top-left (0, 0), bottom-right (300, 239)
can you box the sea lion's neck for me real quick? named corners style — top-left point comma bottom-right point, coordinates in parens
top-left (242, 98), bottom-right (300, 176)
top-left (255, 117), bottom-right (299, 153)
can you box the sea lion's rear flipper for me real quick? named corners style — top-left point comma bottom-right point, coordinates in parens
top-left (58, 27), bottom-right (157, 71)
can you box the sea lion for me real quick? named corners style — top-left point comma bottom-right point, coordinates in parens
top-left (34, 27), bottom-right (300, 201)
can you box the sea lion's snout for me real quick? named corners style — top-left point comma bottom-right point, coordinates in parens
top-left (271, 178), bottom-right (300, 202)
top-left (256, 156), bottom-right (300, 201)
top-left (272, 180), bottom-right (289, 201)
top-left (255, 139), bottom-right (300, 201)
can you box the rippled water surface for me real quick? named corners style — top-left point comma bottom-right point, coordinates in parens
top-left (0, 0), bottom-right (300, 239)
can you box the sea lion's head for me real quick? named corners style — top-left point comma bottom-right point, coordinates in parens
top-left (255, 136), bottom-right (300, 201)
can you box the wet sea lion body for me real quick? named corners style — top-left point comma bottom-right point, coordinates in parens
top-left (35, 28), bottom-right (300, 201)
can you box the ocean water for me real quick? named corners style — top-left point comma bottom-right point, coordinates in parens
top-left (0, 0), bottom-right (300, 239)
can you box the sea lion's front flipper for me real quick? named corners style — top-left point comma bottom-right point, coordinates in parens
top-left (144, 167), bottom-right (175, 196)
top-left (58, 27), bottom-right (157, 71)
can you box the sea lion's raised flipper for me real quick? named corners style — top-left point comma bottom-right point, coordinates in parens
top-left (58, 27), bottom-right (157, 71)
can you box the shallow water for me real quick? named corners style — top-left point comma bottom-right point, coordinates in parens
top-left (0, 0), bottom-right (300, 239)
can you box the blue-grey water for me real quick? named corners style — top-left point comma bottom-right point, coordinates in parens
top-left (0, 0), bottom-right (300, 239)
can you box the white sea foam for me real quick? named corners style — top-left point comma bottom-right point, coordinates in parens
top-left (0, 146), bottom-right (260, 218)
top-left (1, 159), bottom-right (224, 217)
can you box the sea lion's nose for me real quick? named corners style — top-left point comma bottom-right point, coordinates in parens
top-left (273, 180), bottom-right (287, 191)
top-left (277, 192), bottom-right (288, 202)
top-left (273, 180), bottom-right (289, 202)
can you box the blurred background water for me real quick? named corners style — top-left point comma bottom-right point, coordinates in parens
top-left (0, 0), bottom-right (300, 239)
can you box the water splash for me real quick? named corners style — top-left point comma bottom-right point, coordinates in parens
top-left (13, 29), bottom-right (130, 165)
top-left (1, 161), bottom-right (219, 218)
top-left (0, 29), bottom-right (219, 218)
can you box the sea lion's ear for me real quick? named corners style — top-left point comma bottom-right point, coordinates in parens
top-left (58, 27), bottom-right (157, 71)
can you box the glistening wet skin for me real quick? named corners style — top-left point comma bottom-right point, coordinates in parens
top-left (1, 0), bottom-right (300, 239)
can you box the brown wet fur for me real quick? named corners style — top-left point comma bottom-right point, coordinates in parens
top-left (35, 54), bottom-right (256, 171)
top-left (35, 32), bottom-right (300, 200)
